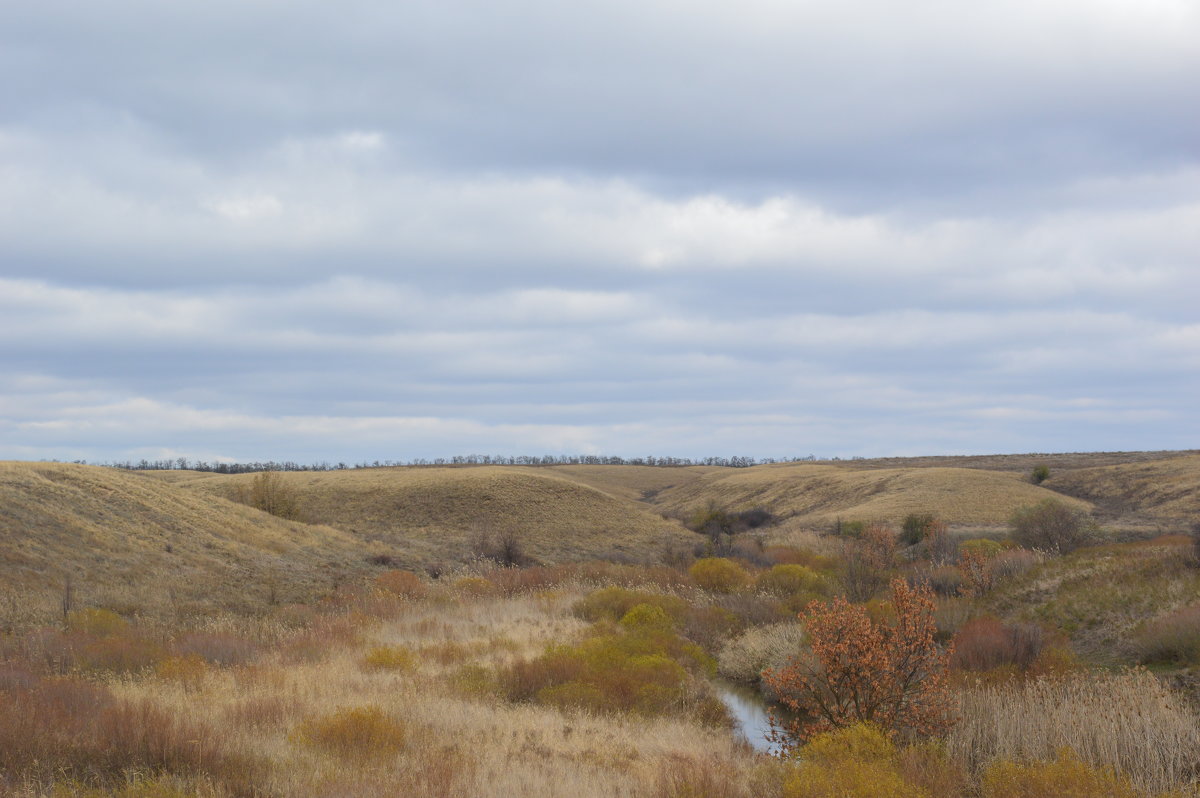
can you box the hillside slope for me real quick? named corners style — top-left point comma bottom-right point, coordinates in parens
top-left (0, 462), bottom-right (366, 621)
top-left (175, 466), bottom-right (697, 566)
top-left (652, 463), bottom-right (1093, 530)
top-left (1044, 454), bottom-right (1200, 525)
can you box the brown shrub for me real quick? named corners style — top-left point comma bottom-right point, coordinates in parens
top-left (174, 631), bottom-right (261, 667)
top-left (1133, 603), bottom-right (1200, 665)
top-left (374, 570), bottom-right (428, 599)
top-left (0, 677), bottom-right (257, 790)
top-left (952, 617), bottom-right (1044, 672)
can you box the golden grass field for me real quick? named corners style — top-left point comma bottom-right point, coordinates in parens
top-left (165, 466), bottom-right (698, 568)
top-left (0, 462), bottom-right (369, 624)
top-left (651, 463), bottom-right (1093, 530)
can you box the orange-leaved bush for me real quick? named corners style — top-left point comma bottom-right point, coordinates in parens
top-left (764, 578), bottom-right (954, 751)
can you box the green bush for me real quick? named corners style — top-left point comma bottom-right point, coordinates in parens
top-left (1030, 465), bottom-right (1050, 485)
top-left (900, 514), bottom-right (938, 546)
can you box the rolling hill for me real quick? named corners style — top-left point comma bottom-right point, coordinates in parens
top-left (166, 466), bottom-right (698, 567)
top-left (651, 463), bottom-right (1094, 531)
top-left (0, 461), bottom-right (367, 622)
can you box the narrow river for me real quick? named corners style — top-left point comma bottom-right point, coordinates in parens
top-left (712, 678), bottom-right (785, 755)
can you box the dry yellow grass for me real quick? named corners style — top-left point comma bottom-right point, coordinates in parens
top-left (0, 462), bottom-right (368, 624)
top-left (1043, 454), bottom-right (1200, 523)
top-left (654, 463), bottom-right (1093, 530)
top-left (175, 466), bottom-right (697, 568)
top-left (542, 464), bottom-right (722, 503)
top-left (81, 591), bottom-right (762, 798)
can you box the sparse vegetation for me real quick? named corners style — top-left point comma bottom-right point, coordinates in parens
top-left (1008, 499), bottom-right (1098, 554)
top-left (4, 453), bottom-right (1200, 796)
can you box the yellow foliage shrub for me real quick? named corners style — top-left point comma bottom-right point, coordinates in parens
top-left (291, 706), bottom-right (407, 759)
top-left (620, 603), bottom-right (674, 632)
top-left (689, 558), bottom-right (751, 593)
top-left (982, 749), bottom-right (1142, 798)
top-left (453, 576), bottom-right (496, 596)
top-left (362, 645), bottom-right (415, 672)
top-left (756, 564), bottom-right (827, 598)
top-left (154, 655), bottom-right (209, 686)
top-left (67, 607), bottom-right (128, 637)
top-left (784, 723), bottom-right (928, 798)
top-left (573, 586), bottom-right (687, 624)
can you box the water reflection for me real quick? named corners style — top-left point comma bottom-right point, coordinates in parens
top-left (712, 678), bottom-right (785, 755)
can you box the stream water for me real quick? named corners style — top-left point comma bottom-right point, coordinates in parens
top-left (712, 678), bottom-right (784, 755)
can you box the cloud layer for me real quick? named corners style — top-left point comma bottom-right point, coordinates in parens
top-left (2, 0), bottom-right (1197, 462)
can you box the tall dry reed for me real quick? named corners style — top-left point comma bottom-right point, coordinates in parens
top-left (947, 668), bottom-right (1200, 795)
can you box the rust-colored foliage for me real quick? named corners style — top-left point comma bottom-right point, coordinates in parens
top-left (764, 579), bottom-right (955, 750)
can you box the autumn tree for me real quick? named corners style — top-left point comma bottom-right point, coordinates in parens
top-left (763, 578), bottom-right (954, 752)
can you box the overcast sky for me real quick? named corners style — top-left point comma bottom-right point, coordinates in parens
top-left (2, 0), bottom-right (1197, 464)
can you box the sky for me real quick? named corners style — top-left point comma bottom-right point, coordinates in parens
top-left (2, 0), bottom-right (1198, 464)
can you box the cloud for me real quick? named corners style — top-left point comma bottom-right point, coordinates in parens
top-left (0, 0), bottom-right (1196, 461)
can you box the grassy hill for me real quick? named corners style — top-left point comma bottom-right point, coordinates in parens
top-left (652, 463), bottom-right (1094, 532)
top-left (1043, 453), bottom-right (1200, 525)
top-left (0, 462), bottom-right (367, 624)
top-left (169, 466), bottom-right (698, 567)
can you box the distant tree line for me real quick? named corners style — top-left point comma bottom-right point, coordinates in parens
top-left (79, 453), bottom-right (822, 473)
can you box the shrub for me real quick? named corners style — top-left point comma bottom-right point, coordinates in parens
top-left (1030, 465), bottom-right (1050, 485)
top-left (1009, 499), bottom-right (1097, 554)
top-left (235, 469), bottom-right (302, 520)
top-left (573, 586), bottom-right (687, 625)
top-left (374, 570), bottom-right (428, 599)
top-left (982, 748), bottom-right (1140, 798)
top-left (292, 706), bottom-right (407, 759)
top-left (765, 546), bottom-right (838, 571)
top-left (764, 579), bottom-right (954, 747)
top-left (174, 631), bottom-right (260, 666)
top-left (154, 655), bottom-right (209, 687)
top-left (1133, 604), bottom-right (1200, 665)
top-left (782, 723), bottom-right (925, 798)
top-left (0, 678), bottom-right (257, 789)
top-left (690, 558), bottom-right (751, 593)
top-left (500, 616), bottom-right (718, 720)
top-left (988, 548), bottom-right (1041, 582)
top-left (362, 645), bottom-right (416, 671)
top-left (925, 565), bottom-right (964, 597)
top-left (453, 576), bottom-right (496, 596)
top-left (756, 565), bottom-right (827, 598)
top-left (78, 636), bottom-right (167, 675)
top-left (66, 608), bottom-right (128, 637)
top-left (951, 616), bottom-right (1044, 672)
top-left (900, 514), bottom-right (938, 547)
top-left (839, 524), bottom-right (896, 602)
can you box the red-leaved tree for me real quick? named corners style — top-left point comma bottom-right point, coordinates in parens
top-left (763, 578), bottom-right (955, 752)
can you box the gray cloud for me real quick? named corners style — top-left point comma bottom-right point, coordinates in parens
top-left (1, 0), bottom-right (1197, 461)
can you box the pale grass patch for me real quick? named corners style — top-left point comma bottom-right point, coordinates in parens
top-left (717, 622), bottom-right (805, 682)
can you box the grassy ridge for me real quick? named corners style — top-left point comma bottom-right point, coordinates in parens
top-left (169, 466), bottom-right (698, 567)
top-left (652, 463), bottom-right (1093, 529)
top-left (0, 462), bottom-right (367, 621)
